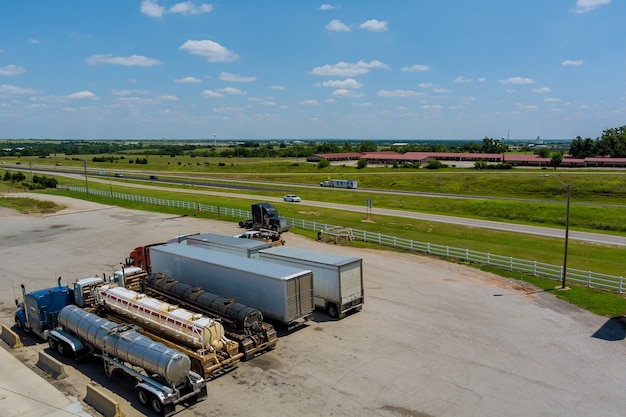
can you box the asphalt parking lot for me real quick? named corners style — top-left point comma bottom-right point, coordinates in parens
top-left (2, 194), bottom-right (626, 417)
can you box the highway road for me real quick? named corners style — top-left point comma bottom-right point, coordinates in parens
top-left (8, 164), bottom-right (626, 247)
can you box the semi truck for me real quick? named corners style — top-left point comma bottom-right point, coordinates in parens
top-left (148, 243), bottom-right (314, 329)
top-left (14, 277), bottom-right (75, 338)
top-left (319, 179), bottom-right (358, 189)
top-left (48, 305), bottom-right (207, 416)
top-left (14, 279), bottom-right (208, 416)
top-left (143, 272), bottom-right (279, 360)
top-left (238, 202), bottom-right (289, 232)
top-left (16, 275), bottom-right (242, 380)
top-left (258, 246), bottom-right (364, 319)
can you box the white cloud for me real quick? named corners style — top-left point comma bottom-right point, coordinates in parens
top-left (326, 19), bottom-right (350, 32)
top-left (498, 77), bottom-right (535, 84)
top-left (573, 0), bottom-right (611, 14)
top-left (220, 87), bottom-right (247, 95)
top-left (331, 89), bottom-right (364, 98)
top-left (68, 91), bottom-right (97, 100)
top-left (545, 97), bottom-right (561, 102)
top-left (401, 64), bottom-right (431, 72)
top-left (562, 59), bottom-right (584, 66)
top-left (310, 60), bottom-right (389, 77)
top-left (477, 78), bottom-right (487, 82)
top-left (418, 83), bottom-right (434, 88)
top-left (111, 89), bottom-right (149, 96)
top-left (140, 0), bottom-right (165, 17)
top-left (201, 90), bottom-right (224, 98)
top-left (86, 54), bottom-right (162, 66)
top-left (378, 89), bottom-right (423, 98)
top-left (0, 84), bottom-right (40, 94)
top-left (299, 99), bottom-right (320, 106)
top-left (360, 19), bottom-right (388, 32)
top-left (433, 88), bottom-right (450, 94)
top-left (453, 76), bottom-right (472, 83)
top-left (422, 104), bottom-right (443, 110)
top-left (532, 87), bottom-right (551, 93)
top-left (174, 76), bottom-right (202, 83)
top-left (27, 38), bottom-right (40, 44)
top-left (269, 85), bottom-right (287, 90)
top-left (317, 4), bottom-right (337, 11)
top-left (158, 94), bottom-right (178, 101)
top-left (199, 87), bottom-right (246, 97)
top-left (248, 97), bottom-right (276, 106)
top-left (316, 78), bottom-right (362, 89)
top-left (0, 65), bottom-right (25, 76)
top-left (141, 0), bottom-right (213, 17)
top-left (180, 40), bottom-right (238, 62)
top-left (169, 2), bottom-right (213, 15)
top-left (213, 106), bottom-right (243, 113)
top-left (219, 71), bottom-right (256, 82)
top-left (516, 103), bottom-right (538, 111)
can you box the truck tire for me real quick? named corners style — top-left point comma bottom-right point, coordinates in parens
top-left (57, 341), bottom-right (67, 357)
top-left (150, 396), bottom-right (162, 414)
top-left (48, 338), bottom-right (57, 352)
top-left (14, 317), bottom-right (23, 331)
top-left (327, 303), bottom-right (339, 319)
top-left (137, 389), bottom-right (149, 406)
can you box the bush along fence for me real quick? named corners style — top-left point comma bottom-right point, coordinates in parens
top-left (58, 185), bottom-right (626, 294)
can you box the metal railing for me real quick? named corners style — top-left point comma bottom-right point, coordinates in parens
top-left (58, 185), bottom-right (625, 293)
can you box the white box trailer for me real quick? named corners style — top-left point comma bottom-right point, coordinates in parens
top-left (185, 232), bottom-right (270, 258)
top-left (258, 246), bottom-right (364, 319)
top-left (148, 244), bottom-right (314, 328)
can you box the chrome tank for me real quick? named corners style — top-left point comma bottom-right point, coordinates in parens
top-left (95, 285), bottom-right (226, 351)
top-left (58, 305), bottom-right (191, 385)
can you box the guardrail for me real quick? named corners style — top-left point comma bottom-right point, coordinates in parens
top-left (58, 185), bottom-right (625, 293)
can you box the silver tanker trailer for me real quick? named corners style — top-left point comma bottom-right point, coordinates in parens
top-left (48, 305), bottom-right (207, 416)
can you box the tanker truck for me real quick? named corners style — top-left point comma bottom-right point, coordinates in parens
top-left (91, 284), bottom-right (243, 378)
top-left (143, 272), bottom-right (278, 360)
top-left (48, 305), bottom-right (207, 416)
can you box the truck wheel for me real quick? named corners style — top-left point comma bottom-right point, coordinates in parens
top-left (14, 317), bottom-right (23, 331)
top-left (48, 338), bottom-right (57, 351)
top-left (57, 342), bottom-right (66, 357)
top-left (137, 389), bottom-right (149, 406)
top-left (150, 396), bottom-right (164, 415)
top-left (327, 304), bottom-right (339, 319)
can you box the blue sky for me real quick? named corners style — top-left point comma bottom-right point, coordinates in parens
top-left (0, 0), bottom-right (624, 141)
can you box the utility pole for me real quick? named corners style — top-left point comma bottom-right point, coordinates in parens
top-left (84, 160), bottom-right (89, 199)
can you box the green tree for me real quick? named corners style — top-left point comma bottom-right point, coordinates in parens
top-left (535, 147), bottom-right (550, 158)
top-left (549, 153), bottom-right (563, 169)
top-left (357, 158), bottom-right (368, 169)
top-left (481, 137), bottom-right (508, 153)
top-left (357, 141), bottom-right (377, 152)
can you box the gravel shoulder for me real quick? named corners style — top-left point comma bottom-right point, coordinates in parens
top-left (2, 193), bottom-right (626, 417)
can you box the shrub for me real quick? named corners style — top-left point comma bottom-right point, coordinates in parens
top-left (317, 158), bottom-right (330, 169)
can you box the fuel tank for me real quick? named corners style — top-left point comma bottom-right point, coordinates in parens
top-left (146, 273), bottom-right (264, 335)
top-left (58, 305), bottom-right (191, 385)
top-left (95, 284), bottom-right (226, 351)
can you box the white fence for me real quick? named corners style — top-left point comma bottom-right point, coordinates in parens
top-left (58, 185), bottom-right (625, 293)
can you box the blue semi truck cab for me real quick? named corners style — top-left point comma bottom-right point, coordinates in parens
top-left (14, 277), bottom-right (75, 339)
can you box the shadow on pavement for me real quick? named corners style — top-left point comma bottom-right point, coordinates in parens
top-left (591, 317), bottom-right (626, 341)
